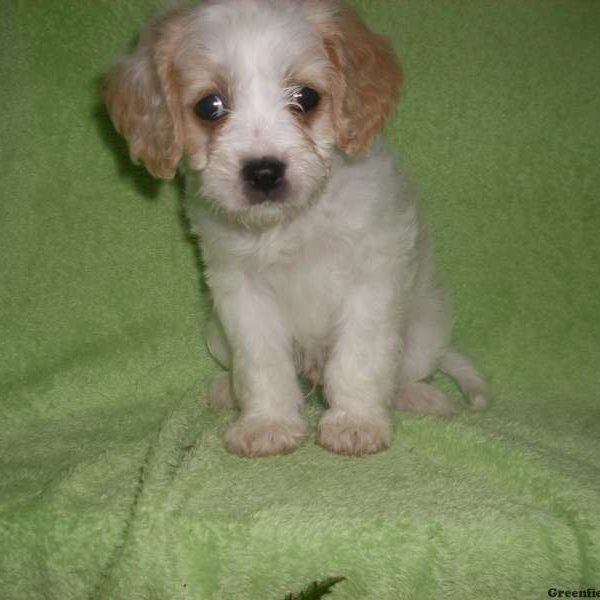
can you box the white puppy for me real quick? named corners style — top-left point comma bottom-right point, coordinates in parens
top-left (105, 0), bottom-right (489, 457)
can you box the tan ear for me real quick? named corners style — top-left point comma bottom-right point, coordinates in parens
top-left (104, 9), bottom-right (189, 180)
top-left (317, 4), bottom-right (403, 156)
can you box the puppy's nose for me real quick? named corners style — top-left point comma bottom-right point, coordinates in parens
top-left (242, 158), bottom-right (286, 196)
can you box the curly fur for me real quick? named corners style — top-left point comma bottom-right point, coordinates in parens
top-left (105, 0), bottom-right (489, 457)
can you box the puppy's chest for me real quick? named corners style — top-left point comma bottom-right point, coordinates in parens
top-left (260, 238), bottom-right (351, 342)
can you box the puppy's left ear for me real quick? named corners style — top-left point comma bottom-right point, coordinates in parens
top-left (314, 3), bottom-right (403, 157)
top-left (104, 8), bottom-right (188, 180)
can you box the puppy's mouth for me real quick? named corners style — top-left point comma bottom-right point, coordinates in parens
top-left (244, 181), bottom-right (290, 205)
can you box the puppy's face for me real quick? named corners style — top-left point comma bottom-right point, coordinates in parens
top-left (179, 1), bottom-right (336, 226)
top-left (105, 0), bottom-right (402, 228)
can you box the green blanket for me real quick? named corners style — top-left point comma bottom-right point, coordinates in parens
top-left (1, 1), bottom-right (599, 598)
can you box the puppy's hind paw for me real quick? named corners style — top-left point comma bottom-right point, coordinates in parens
top-left (469, 393), bottom-right (488, 411)
top-left (396, 382), bottom-right (453, 417)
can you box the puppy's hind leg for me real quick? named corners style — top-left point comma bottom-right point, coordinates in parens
top-left (439, 347), bottom-right (489, 410)
top-left (396, 349), bottom-right (489, 416)
top-left (208, 373), bottom-right (236, 410)
top-left (394, 287), bottom-right (455, 416)
top-left (395, 344), bottom-right (490, 416)
top-left (206, 314), bottom-right (237, 410)
top-left (206, 313), bottom-right (232, 370)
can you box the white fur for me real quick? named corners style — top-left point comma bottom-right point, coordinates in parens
top-left (108, 0), bottom-right (489, 456)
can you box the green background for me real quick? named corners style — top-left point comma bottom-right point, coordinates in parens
top-left (1, 1), bottom-right (599, 598)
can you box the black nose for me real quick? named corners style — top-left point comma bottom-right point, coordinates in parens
top-left (242, 158), bottom-right (286, 196)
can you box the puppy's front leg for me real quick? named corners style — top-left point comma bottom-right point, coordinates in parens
top-left (319, 286), bottom-right (401, 455)
top-left (215, 284), bottom-right (307, 457)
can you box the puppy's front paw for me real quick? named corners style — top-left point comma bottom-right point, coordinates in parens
top-left (224, 415), bottom-right (307, 457)
top-left (317, 409), bottom-right (391, 456)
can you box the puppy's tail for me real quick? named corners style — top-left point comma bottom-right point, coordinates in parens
top-left (439, 347), bottom-right (489, 410)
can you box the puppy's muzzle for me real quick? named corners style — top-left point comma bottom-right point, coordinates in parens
top-left (242, 157), bottom-right (287, 203)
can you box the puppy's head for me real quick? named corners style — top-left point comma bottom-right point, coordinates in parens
top-left (104, 0), bottom-right (402, 228)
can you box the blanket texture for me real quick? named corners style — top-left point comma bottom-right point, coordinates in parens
top-left (1, 1), bottom-right (599, 598)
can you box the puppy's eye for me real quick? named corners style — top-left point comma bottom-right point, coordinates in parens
top-left (194, 94), bottom-right (226, 121)
top-left (291, 87), bottom-right (320, 113)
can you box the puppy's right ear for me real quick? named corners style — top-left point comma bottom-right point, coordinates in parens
top-left (104, 9), bottom-right (188, 180)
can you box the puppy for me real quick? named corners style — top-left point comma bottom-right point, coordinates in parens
top-left (105, 0), bottom-right (489, 457)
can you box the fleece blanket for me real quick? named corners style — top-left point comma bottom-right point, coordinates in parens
top-left (1, 1), bottom-right (599, 598)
